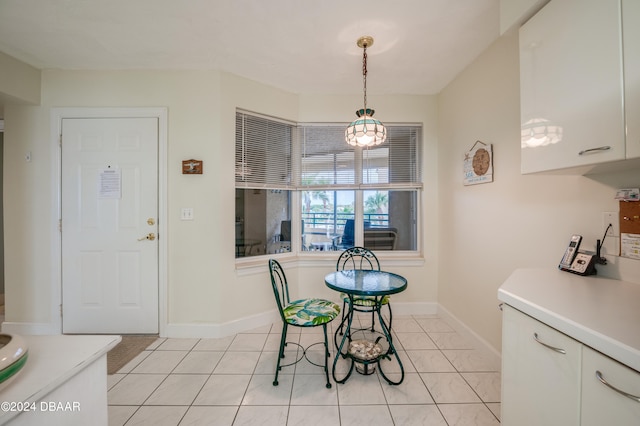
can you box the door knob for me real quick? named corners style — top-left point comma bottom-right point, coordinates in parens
top-left (138, 233), bottom-right (156, 241)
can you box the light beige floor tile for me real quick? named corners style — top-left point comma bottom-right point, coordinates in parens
top-left (233, 405), bottom-right (289, 426)
top-left (389, 404), bottom-right (448, 426)
top-left (107, 373), bottom-right (167, 405)
top-left (192, 336), bottom-right (234, 351)
top-left (146, 338), bottom-right (165, 350)
top-left (228, 333), bottom-right (268, 351)
top-left (116, 350), bottom-right (152, 374)
top-left (421, 372), bottom-right (481, 404)
top-left (407, 349), bottom-right (456, 372)
top-left (486, 402), bottom-right (501, 420)
top-left (193, 374), bottom-right (251, 406)
top-left (462, 372), bottom-right (502, 402)
top-left (390, 318), bottom-right (423, 332)
top-left (377, 349), bottom-right (416, 374)
top-left (290, 374), bottom-right (337, 405)
top-left (180, 406), bottom-right (238, 426)
top-left (123, 405), bottom-right (188, 426)
top-left (429, 332), bottom-right (476, 349)
top-left (107, 314), bottom-right (503, 425)
top-left (131, 350), bottom-right (188, 374)
top-left (380, 373), bottom-right (434, 404)
top-left (287, 405), bottom-right (340, 426)
top-left (336, 373), bottom-right (386, 405)
top-left (438, 403), bottom-right (501, 426)
top-left (213, 351), bottom-right (260, 374)
top-left (107, 373), bottom-right (125, 390)
top-left (255, 350), bottom-right (298, 375)
top-left (242, 373), bottom-right (293, 405)
top-left (144, 374), bottom-right (208, 405)
top-left (173, 350), bottom-right (223, 374)
top-left (416, 318), bottom-right (455, 333)
top-left (155, 337), bottom-right (199, 351)
top-left (107, 405), bottom-right (138, 426)
top-left (442, 349), bottom-right (501, 372)
top-left (395, 332), bottom-right (437, 350)
top-left (340, 405), bottom-right (394, 426)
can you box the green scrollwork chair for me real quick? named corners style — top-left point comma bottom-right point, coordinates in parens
top-left (336, 247), bottom-right (392, 337)
top-left (268, 259), bottom-right (340, 388)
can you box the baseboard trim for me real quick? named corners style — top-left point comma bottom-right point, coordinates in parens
top-left (436, 304), bottom-right (501, 365)
top-left (164, 310), bottom-right (281, 338)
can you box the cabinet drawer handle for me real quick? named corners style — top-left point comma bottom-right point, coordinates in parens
top-left (596, 371), bottom-right (640, 403)
top-left (578, 146), bottom-right (611, 155)
top-left (533, 332), bottom-right (566, 354)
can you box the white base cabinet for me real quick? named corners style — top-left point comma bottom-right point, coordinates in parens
top-left (501, 304), bottom-right (581, 426)
top-left (581, 346), bottom-right (640, 426)
top-left (502, 304), bottom-right (640, 426)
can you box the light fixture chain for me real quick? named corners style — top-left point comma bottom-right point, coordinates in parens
top-left (362, 44), bottom-right (368, 112)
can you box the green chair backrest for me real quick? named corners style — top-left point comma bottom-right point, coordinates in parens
top-left (268, 259), bottom-right (290, 322)
top-left (336, 246), bottom-right (380, 271)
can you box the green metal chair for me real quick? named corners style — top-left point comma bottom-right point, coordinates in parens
top-left (336, 247), bottom-right (392, 336)
top-left (268, 259), bottom-right (340, 388)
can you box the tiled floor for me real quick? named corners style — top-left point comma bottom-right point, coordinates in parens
top-left (107, 314), bottom-right (501, 425)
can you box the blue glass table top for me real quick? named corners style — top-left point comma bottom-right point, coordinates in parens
top-left (324, 270), bottom-right (407, 297)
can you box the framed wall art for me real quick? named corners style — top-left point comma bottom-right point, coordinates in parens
top-left (464, 140), bottom-right (493, 185)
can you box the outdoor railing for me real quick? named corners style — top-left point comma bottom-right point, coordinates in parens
top-left (301, 212), bottom-right (390, 233)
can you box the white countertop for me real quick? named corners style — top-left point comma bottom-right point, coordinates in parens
top-left (0, 335), bottom-right (121, 424)
top-left (498, 268), bottom-right (640, 373)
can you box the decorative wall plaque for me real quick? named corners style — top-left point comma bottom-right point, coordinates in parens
top-left (182, 159), bottom-right (203, 174)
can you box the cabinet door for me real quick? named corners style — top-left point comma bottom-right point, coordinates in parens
top-left (582, 346), bottom-right (640, 426)
top-left (520, 0), bottom-right (625, 173)
top-left (623, 0), bottom-right (640, 159)
top-left (501, 305), bottom-right (581, 426)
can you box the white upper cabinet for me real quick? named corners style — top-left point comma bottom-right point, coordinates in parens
top-left (623, 0), bottom-right (640, 159)
top-left (520, 0), bottom-right (626, 173)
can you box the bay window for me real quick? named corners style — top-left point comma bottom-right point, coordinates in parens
top-left (235, 110), bottom-right (422, 259)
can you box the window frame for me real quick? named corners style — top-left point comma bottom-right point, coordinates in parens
top-left (235, 111), bottom-right (423, 264)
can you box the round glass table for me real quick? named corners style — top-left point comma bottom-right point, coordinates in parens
top-left (324, 269), bottom-right (408, 385)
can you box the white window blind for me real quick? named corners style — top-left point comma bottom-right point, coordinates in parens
top-left (297, 124), bottom-right (422, 189)
top-left (235, 111), bottom-right (294, 189)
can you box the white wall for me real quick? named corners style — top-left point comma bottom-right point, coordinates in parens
top-left (3, 68), bottom-right (438, 336)
top-left (437, 31), bottom-right (640, 352)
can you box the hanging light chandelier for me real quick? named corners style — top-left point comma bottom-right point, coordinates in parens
top-left (345, 36), bottom-right (387, 147)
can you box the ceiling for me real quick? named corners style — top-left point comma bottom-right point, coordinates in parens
top-left (0, 0), bottom-right (500, 96)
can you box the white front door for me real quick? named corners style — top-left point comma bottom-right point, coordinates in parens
top-left (61, 117), bottom-right (159, 334)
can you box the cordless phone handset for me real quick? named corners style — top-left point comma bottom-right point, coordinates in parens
top-left (559, 234), bottom-right (582, 269)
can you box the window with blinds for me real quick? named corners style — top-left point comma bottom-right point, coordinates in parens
top-left (235, 111), bottom-right (294, 189)
top-left (297, 124), bottom-right (422, 189)
top-left (235, 110), bottom-right (423, 257)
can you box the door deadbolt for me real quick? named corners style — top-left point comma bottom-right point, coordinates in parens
top-left (147, 218), bottom-right (155, 226)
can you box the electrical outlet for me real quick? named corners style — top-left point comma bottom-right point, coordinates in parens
top-left (602, 211), bottom-right (619, 237)
top-left (181, 208), bottom-right (194, 221)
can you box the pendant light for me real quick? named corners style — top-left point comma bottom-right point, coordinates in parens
top-left (345, 36), bottom-right (387, 147)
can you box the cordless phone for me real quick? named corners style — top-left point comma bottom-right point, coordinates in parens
top-left (559, 234), bottom-right (597, 275)
top-left (559, 234), bottom-right (582, 269)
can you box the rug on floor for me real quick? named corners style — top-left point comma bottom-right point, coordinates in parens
top-left (107, 335), bottom-right (158, 375)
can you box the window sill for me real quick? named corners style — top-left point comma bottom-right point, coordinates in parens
top-left (235, 252), bottom-right (425, 276)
